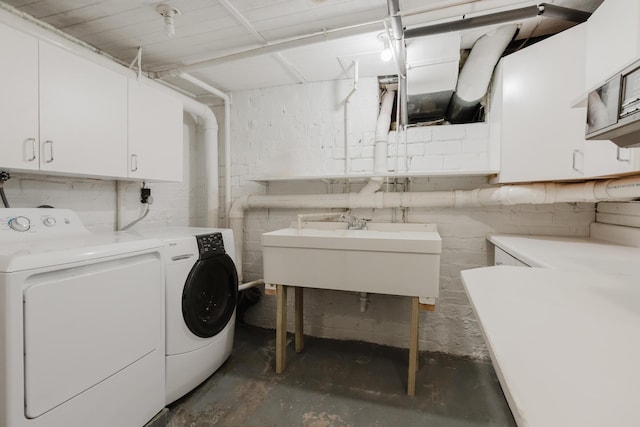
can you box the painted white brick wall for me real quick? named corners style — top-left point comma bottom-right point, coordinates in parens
top-left (228, 77), bottom-right (494, 184)
top-left (0, 75), bottom-right (598, 359)
top-left (2, 115), bottom-right (204, 231)
top-left (388, 122), bottom-right (491, 174)
top-left (228, 79), bottom-right (596, 358)
top-left (239, 180), bottom-right (594, 359)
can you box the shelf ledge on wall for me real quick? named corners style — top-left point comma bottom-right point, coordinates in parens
top-left (249, 170), bottom-right (499, 184)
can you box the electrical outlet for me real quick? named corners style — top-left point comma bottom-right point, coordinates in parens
top-left (140, 187), bottom-right (151, 204)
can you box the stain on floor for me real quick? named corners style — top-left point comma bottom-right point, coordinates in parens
top-left (167, 323), bottom-right (515, 427)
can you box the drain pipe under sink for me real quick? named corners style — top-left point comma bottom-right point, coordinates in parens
top-left (352, 88), bottom-right (395, 310)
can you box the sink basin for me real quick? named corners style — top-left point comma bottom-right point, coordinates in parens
top-left (262, 222), bottom-right (441, 299)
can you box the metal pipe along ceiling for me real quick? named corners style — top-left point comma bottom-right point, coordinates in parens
top-left (153, 20), bottom-right (382, 79)
top-left (404, 3), bottom-right (591, 39)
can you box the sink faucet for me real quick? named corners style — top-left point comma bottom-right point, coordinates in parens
top-left (339, 214), bottom-right (368, 230)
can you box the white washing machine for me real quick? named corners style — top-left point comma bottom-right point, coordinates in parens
top-left (0, 209), bottom-right (166, 427)
top-left (130, 227), bottom-right (238, 405)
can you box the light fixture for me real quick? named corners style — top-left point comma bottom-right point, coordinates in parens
top-left (378, 33), bottom-right (392, 62)
top-left (156, 4), bottom-right (181, 37)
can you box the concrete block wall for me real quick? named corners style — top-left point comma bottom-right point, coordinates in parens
top-left (228, 77), bottom-right (493, 190)
top-left (239, 179), bottom-right (595, 359)
top-left (228, 78), bottom-right (596, 358)
top-left (0, 74), bottom-right (598, 359)
top-left (388, 123), bottom-right (491, 173)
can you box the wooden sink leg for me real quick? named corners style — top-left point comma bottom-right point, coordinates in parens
top-left (276, 284), bottom-right (287, 374)
top-left (408, 296), bottom-right (419, 396)
top-left (295, 287), bottom-right (304, 353)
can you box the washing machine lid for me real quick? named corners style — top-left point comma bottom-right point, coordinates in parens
top-left (0, 234), bottom-right (164, 272)
top-left (0, 209), bottom-right (163, 272)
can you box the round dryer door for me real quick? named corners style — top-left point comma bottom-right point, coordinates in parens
top-left (182, 254), bottom-right (238, 338)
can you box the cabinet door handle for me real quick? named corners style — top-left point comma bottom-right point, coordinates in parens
top-left (25, 138), bottom-right (36, 162)
top-left (130, 154), bottom-right (138, 172)
top-left (44, 140), bottom-right (54, 163)
top-left (572, 149), bottom-right (584, 173)
top-left (617, 147), bottom-right (631, 162)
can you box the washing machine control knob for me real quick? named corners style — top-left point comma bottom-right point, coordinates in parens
top-left (43, 217), bottom-right (56, 227)
top-left (8, 216), bottom-right (31, 232)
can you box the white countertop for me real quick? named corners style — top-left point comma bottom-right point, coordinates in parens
top-left (462, 266), bottom-right (640, 427)
top-left (488, 234), bottom-right (640, 276)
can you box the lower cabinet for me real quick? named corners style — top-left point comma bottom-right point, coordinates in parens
top-left (494, 247), bottom-right (529, 267)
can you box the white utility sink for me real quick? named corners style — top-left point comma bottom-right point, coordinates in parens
top-left (262, 222), bottom-right (441, 299)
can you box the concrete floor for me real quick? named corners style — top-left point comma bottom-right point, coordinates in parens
top-left (167, 323), bottom-right (516, 427)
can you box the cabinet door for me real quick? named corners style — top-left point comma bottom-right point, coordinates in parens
top-left (39, 42), bottom-right (128, 178)
top-left (0, 24), bottom-right (39, 171)
top-left (497, 24), bottom-right (588, 183)
top-left (128, 79), bottom-right (183, 181)
top-left (585, 142), bottom-right (640, 177)
top-left (586, 0), bottom-right (640, 89)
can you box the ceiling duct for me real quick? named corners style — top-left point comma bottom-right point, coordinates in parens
top-left (404, 3), bottom-right (591, 39)
top-left (447, 24), bottom-right (518, 124)
top-left (405, 33), bottom-right (461, 124)
top-left (402, 2), bottom-right (591, 125)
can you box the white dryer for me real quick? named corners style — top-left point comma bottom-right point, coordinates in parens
top-left (130, 227), bottom-right (238, 405)
top-left (0, 209), bottom-right (166, 427)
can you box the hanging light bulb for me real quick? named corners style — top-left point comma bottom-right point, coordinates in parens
top-left (156, 4), bottom-right (181, 37)
top-left (379, 34), bottom-right (392, 62)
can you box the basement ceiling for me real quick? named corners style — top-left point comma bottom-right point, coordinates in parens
top-left (1, 0), bottom-right (603, 96)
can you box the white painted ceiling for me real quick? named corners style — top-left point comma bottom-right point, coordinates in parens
top-left (2, 0), bottom-right (603, 97)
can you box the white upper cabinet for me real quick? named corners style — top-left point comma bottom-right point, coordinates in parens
top-left (0, 23), bottom-right (185, 182)
top-left (584, 142), bottom-right (640, 177)
top-left (0, 23), bottom-right (39, 171)
top-left (128, 79), bottom-right (183, 182)
top-left (585, 0), bottom-right (640, 89)
top-left (493, 24), bottom-right (588, 183)
top-left (583, 0), bottom-right (640, 176)
top-left (39, 42), bottom-right (128, 178)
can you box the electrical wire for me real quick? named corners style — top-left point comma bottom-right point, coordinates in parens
top-left (128, 46), bottom-right (143, 80)
top-left (0, 187), bottom-right (9, 208)
top-left (0, 171), bottom-right (10, 208)
top-left (119, 203), bottom-right (150, 231)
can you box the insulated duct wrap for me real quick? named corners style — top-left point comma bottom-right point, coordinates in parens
top-left (447, 24), bottom-right (518, 123)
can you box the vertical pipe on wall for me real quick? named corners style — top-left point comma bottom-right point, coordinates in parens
top-left (386, 0), bottom-right (407, 78)
top-left (223, 100), bottom-right (231, 225)
top-left (181, 95), bottom-right (220, 227)
top-left (344, 60), bottom-right (359, 176)
top-left (177, 73), bottom-right (231, 226)
top-left (359, 89), bottom-right (396, 194)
